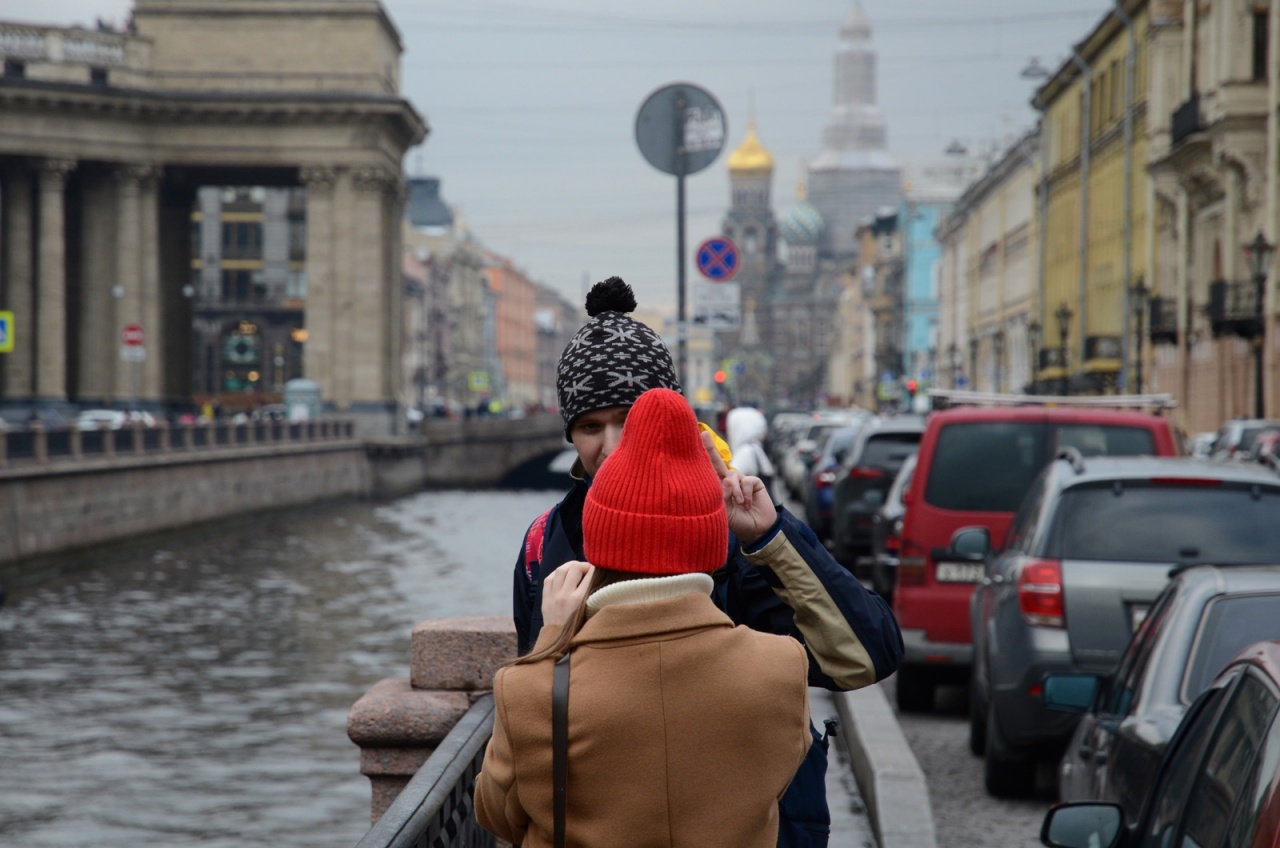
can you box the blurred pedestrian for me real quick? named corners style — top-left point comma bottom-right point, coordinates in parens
top-left (725, 405), bottom-right (776, 495)
top-left (510, 276), bottom-right (903, 848)
top-left (477, 387), bottom-right (811, 847)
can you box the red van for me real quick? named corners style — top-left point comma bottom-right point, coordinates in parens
top-left (892, 404), bottom-right (1180, 711)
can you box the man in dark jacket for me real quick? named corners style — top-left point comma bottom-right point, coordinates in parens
top-left (513, 277), bottom-right (904, 848)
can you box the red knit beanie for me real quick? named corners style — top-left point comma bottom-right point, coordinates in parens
top-left (583, 388), bottom-right (728, 575)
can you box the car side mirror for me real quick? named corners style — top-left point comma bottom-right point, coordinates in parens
top-left (1040, 803), bottom-right (1124, 848)
top-left (901, 487), bottom-right (915, 506)
top-left (1043, 674), bottom-right (1099, 713)
top-left (948, 526), bottom-right (991, 561)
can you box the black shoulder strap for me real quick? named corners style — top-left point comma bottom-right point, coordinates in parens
top-left (552, 651), bottom-right (570, 848)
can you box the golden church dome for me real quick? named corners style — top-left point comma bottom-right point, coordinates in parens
top-left (727, 125), bottom-right (774, 173)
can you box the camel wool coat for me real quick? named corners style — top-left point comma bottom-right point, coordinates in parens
top-left (475, 590), bottom-right (811, 848)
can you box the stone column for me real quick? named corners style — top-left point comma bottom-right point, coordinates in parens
top-left (36, 157), bottom-right (76, 402)
top-left (301, 165), bottom-right (337, 411)
top-left (2, 165), bottom-right (36, 401)
top-left (347, 616), bottom-right (516, 824)
top-left (139, 166), bottom-right (163, 401)
top-left (350, 164), bottom-right (396, 431)
top-left (113, 163), bottom-right (147, 403)
top-left (79, 170), bottom-right (119, 405)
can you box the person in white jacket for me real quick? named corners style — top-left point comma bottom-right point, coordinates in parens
top-left (726, 406), bottom-right (775, 495)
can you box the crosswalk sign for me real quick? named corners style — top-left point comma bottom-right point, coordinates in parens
top-left (0, 310), bottom-right (13, 354)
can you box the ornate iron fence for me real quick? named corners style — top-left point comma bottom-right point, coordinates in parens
top-left (354, 695), bottom-right (496, 848)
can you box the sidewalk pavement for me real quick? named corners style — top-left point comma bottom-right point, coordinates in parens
top-left (830, 683), bottom-right (938, 848)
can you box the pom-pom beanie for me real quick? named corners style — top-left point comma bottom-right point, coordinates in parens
top-left (556, 277), bottom-right (682, 439)
top-left (583, 388), bottom-right (727, 575)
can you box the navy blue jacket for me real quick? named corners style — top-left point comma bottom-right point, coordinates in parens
top-left (513, 479), bottom-right (904, 848)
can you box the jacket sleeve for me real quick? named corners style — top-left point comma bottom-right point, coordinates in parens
top-left (730, 506), bottom-right (904, 690)
top-left (474, 669), bottom-right (530, 845)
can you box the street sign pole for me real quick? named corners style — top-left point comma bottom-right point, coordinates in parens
top-left (675, 90), bottom-right (688, 389)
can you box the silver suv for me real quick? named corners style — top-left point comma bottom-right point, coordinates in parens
top-left (960, 452), bottom-right (1280, 797)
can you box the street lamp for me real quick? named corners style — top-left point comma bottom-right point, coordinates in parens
top-left (1027, 320), bottom-right (1042, 393)
top-left (1055, 302), bottom-right (1074, 396)
top-left (968, 336), bottom-right (979, 391)
top-left (1131, 276), bottom-right (1150, 394)
top-left (1244, 231), bottom-right (1273, 418)
top-left (992, 329), bottom-right (1006, 393)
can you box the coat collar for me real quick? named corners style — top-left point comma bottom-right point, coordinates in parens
top-left (571, 590), bottom-right (732, 648)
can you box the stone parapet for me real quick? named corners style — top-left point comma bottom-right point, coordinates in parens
top-left (348, 615), bottom-right (517, 823)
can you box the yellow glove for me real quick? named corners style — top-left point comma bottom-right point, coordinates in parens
top-left (698, 422), bottom-right (734, 468)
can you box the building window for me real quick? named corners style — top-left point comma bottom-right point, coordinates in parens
top-left (1254, 13), bottom-right (1268, 82)
top-left (286, 268), bottom-right (307, 299)
top-left (89, 66), bottom-right (108, 86)
top-left (3, 59), bottom-right (24, 79)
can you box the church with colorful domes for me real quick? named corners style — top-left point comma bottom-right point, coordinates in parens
top-left (718, 2), bottom-right (901, 407)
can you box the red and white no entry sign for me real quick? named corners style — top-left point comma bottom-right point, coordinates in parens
top-left (122, 323), bottom-right (145, 346)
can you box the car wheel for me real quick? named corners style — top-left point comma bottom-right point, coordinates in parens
top-left (968, 679), bottom-right (987, 757)
top-left (983, 708), bottom-right (1036, 798)
top-left (895, 665), bottom-right (934, 713)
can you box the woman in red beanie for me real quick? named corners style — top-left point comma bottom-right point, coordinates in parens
top-left (476, 388), bottom-right (811, 848)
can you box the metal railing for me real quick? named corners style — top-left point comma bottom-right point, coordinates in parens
top-left (355, 695), bottom-right (496, 848)
top-left (0, 418), bottom-right (356, 468)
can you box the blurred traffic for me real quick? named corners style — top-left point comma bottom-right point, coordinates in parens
top-left (757, 388), bottom-right (1280, 843)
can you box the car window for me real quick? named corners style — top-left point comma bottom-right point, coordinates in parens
top-left (859, 432), bottom-right (920, 469)
top-left (1047, 484), bottom-right (1280, 564)
top-left (1101, 583), bottom-right (1180, 717)
top-left (1184, 594), bottom-right (1280, 702)
top-left (1054, 424), bottom-right (1157, 457)
top-left (1226, 690), bottom-right (1280, 847)
top-left (1002, 466), bottom-right (1051, 555)
top-left (827, 428), bottom-right (857, 464)
top-left (1177, 673), bottom-right (1278, 847)
top-left (924, 421), bottom-right (1044, 512)
top-left (1144, 682), bottom-right (1233, 846)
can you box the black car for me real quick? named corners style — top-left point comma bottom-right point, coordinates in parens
top-left (829, 416), bottom-right (924, 575)
top-left (868, 452), bottom-right (916, 603)
top-left (1040, 640), bottom-right (1280, 848)
top-left (1050, 564), bottom-right (1280, 824)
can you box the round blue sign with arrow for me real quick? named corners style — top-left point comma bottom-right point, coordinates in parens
top-left (695, 236), bottom-right (739, 281)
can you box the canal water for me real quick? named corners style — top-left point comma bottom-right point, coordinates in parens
top-left (0, 489), bottom-right (559, 847)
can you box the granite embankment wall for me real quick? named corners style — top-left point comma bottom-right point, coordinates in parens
top-left (0, 437), bottom-right (367, 567)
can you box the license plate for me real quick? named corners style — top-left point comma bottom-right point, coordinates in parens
top-left (936, 562), bottom-right (984, 583)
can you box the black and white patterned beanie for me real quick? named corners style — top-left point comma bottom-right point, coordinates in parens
top-left (557, 277), bottom-right (682, 438)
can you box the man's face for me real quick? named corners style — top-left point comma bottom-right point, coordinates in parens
top-left (569, 405), bottom-right (630, 477)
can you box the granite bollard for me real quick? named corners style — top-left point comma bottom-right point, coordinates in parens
top-left (348, 615), bottom-right (518, 823)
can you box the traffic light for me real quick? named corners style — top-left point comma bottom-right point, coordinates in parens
top-left (905, 379), bottom-right (918, 399)
top-left (714, 369), bottom-right (727, 384)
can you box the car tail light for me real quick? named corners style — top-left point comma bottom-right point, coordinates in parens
top-left (1149, 477), bottom-right (1222, 487)
top-left (1018, 559), bottom-right (1064, 628)
top-left (898, 556), bottom-right (925, 585)
top-left (848, 466), bottom-right (886, 480)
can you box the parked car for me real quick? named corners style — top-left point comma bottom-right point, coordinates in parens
top-left (1207, 418), bottom-right (1280, 461)
top-left (802, 423), bottom-right (864, 546)
top-left (829, 416), bottom-right (925, 575)
top-left (1051, 563), bottom-right (1280, 822)
top-left (1039, 640), bottom-right (1280, 848)
top-left (780, 418), bottom-right (856, 500)
top-left (1247, 429), bottom-right (1280, 472)
top-left (966, 454), bottom-right (1280, 797)
top-left (892, 405), bottom-right (1180, 714)
top-left (868, 452), bottom-right (917, 603)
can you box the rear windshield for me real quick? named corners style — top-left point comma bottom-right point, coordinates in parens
top-left (859, 433), bottom-right (921, 469)
top-left (1184, 593), bottom-right (1280, 701)
top-left (924, 422), bottom-right (1043, 511)
top-left (1054, 424), bottom-right (1157, 457)
top-left (1048, 484), bottom-right (1280, 563)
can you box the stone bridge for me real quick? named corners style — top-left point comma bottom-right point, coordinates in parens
top-left (362, 413), bottom-right (571, 496)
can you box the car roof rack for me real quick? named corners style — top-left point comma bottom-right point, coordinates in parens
top-left (926, 389), bottom-right (1178, 412)
top-left (1054, 446), bottom-right (1086, 474)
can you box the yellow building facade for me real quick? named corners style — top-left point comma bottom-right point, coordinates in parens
top-left (1038, 0), bottom-right (1151, 391)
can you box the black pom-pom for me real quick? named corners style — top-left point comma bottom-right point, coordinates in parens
top-left (585, 276), bottom-right (637, 317)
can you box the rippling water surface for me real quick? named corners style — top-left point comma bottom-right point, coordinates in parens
top-left (0, 489), bottom-right (557, 847)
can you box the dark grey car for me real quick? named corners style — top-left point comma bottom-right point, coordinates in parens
top-left (1052, 564), bottom-right (1280, 825)
top-left (963, 453), bottom-right (1280, 798)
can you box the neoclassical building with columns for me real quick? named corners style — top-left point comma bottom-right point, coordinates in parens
top-left (0, 0), bottom-right (425, 433)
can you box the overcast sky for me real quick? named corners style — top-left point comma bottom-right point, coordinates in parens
top-left (16, 0), bottom-right (1110, 313)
